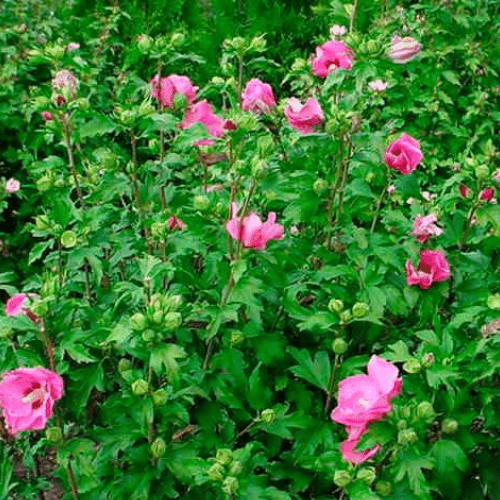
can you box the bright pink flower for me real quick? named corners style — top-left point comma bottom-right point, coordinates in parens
top-left (0, 367), bottom-right (63, 435)
top-left (241, 79), bottom-right (276, 114)
top-left (167, 216), bottom-right (184, 231)
top-left (179, 100), bottom-right (225, 144)
top-left (226, 210), bottom-right (284, 250)
top-left (406, 250), bottom-right (450, 289)
top-left (5, 294), bottom-right (39, 323)
top-left (5, 178), bottom-right (20, 194)
top-left (284, 97), bottom-right (324, 134)
top-left (459, 184), bottom-right (470, 198)
top-left (480, 187), bottom-right (494, 202)
top-left (368, 79), bottom-right (388, 92)
top-left (331, 355), bottom-right (402, 428)
top-left (388, 36), bottom-right (422, 64)
top-left (150, 74), bottom-right (197, 109)
top-left (411, 214), bottom-right (442, 243)
top-left (340, 426), bottom-right (381, 465)
top-left (384, 133), bottom-right (423, 175)
top-left (41, 111), bottom-right (52, 121)
top-left (311, 40), bottom-right (353, 78)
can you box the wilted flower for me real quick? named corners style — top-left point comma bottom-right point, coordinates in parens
top-left (167, 216), bottom-right (184, 231)
top-left (411, 214), bottom-right (442, 243)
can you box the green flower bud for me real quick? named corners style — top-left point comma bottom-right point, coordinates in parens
top-left (222, 476), bottom-right (239, 495)
top-left (46, 46), bottom-right (65, 59)
top-left (365, 39), bottom-right (379, 54)
top-left (403, 358), bottom-right (422, 374)
top-left (375, 480), bottom-right (392, 496)
top-left (475, 165), bottom-right (489, 180)
top-left (260, 409), bottom-right (276, 424)
top-left (230, 332), bottom-right (245, 345)
top-left (61, 230), bottom-right (77, 248)
top-left (356, 467), bottom-right (376, 484)
top-left (151, 438), bottom-right (166, 459)
top-left (216, 449), bottom-right (233, 466)
top-left (36, 175), bottom-right (55, 192)
top-left (130, 313), bottom-right (147, 331)
top-left (397, 428), bottom-right (417, 445)
top-left (397, 420), bottom-right (407, 430)
top-left (152, 389), bottom-right (167, 406)
top-left (249, 35), bottom-right (266, 52)
top-left (365, 173), bottom-right (375, 184)
top-left (352, 302), bottom-right (370, 318)
top-left (333, 470), bottom-right (352, 488)
top-left (416, 401), bottom-right (435, 420)
top-left (257, 136), bottom-right (274, 157)
top-left (35, 215), bottom-right (51, 231)
top-left (142, 329), bottom-right (156, 342)
top-left (251, 159), bottom-right (267, 178)
top-left (170, 32), bottom-right (186, 47)
top-left (328, 299), bottom-right (344, 313)
top-left (193, 195), bottom-right (210, 211)
top-left (340, 310), bottom-right (352, 324)
top-left (131, 379), bottom-right (149, 396)
top-left (228, 460), bottom-right (243, 476)
top-left (487, 293), bottom-right (500, 310)
top-left (152, 310), bottom-right (164, 324)
top-left (399, 407), bottom-right (411, 419)
top-left (208, 463), bottom-right (225, 481)
top-left (151, 221), bottom-right (166, 240)
top-left (332, 338), bottom-right (348, 355)
top-left (291, 58), bottom-right (307, 71)
top-left (441, 418), bottom-right (458, 434)
top-left (421, 352), bottom-right (435, 367)
top-left (137, 34), bottom-right (153, 52)
top-left (211, 76), bottom-right (225, 86)
top-left (118, 358), bottom-right (132, 372)
top-left (313, 179), bottom-right (329, 196)
top-left (165, 295), bottom-right (182, 311)
top-left (164, 312), bottom-right (182, 331)
top-left (45, 426), bottom-right (63, 443)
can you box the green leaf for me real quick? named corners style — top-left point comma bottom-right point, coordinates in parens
top-left (289, 348), bottom-right (331, 391)
top-left (149, 343), bottom-right (186, 380)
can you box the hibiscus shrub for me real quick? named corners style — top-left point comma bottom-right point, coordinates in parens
top-left (1, 0), bottom-right (500, 499)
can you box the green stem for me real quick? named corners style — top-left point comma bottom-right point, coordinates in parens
top-left (159, 129), bottom-right (166, 210)
top-left (349, 0), bottom-right (359, 33)
top-left (324, 355), bottom-right (340, 414)
top-left (460, 202), bottom-right (480, 249)
top-left (370, 185), bottom-right (388, 233)
top-left (61, 116), bottom-right (83, 207)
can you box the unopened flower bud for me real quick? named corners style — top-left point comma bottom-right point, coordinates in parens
top-left (170, 32), bottom-right (186, 47)
top-left (397, 420), bottom-right (407, 430)
top-left (118, 358), bottom-right (132, 372)
top-left (151, 438), bottom-right (166, 459)
top-left (333, 470), bottom-right (352, 488)
top-left (152, 310), bottom-right (164, 324)
top-left (230, 332), bottom-right (245, 345)
top-left (151, 221), bottom-right (166, 239)
top-left (130, 313), bottom-right (147, 331)
top-left (397, 428), bottom-right (417, 445)
top-left (216, 449), bottom-right (233, 466)
top-left (399, 407), bottom-right (411, 419)
top-left (260, 409), bottom-right (276, 424)
top-left (229, 460), bottom-right (243, 476)
top-left (416, 401), bottom-right (435, 420)
top-left (403, 358), bottom-right (421, 374)
top-left (137, 34), bottom-right (153, 51)
top-left (142, 329), bottom-right (156, 342)
top-left (291, 58), bottom-right (307, 71)
top-left (375, 480), bottom-right (392, 496)
top-left (365, 173), bottom-right (375, 184)
top-left (487, 293), bottom-right (500, 310)
top-left (222, 476), bottom-right (239, 495)
top-left (45, 426), bottom-right (63, 443)
top-left (332, 338), bottom-right (348, 355)
top-left (313, 179), bottom-right (329, 195)
top-left (208, 463), bottom-right (225, 481)
top-left (328, 299), bottom-right (344, 313)
top-left (251, 159), bottom-right (267, 178)
top-left (193, 195), bottom-right (210, 211)
top-left (164, 312), bottom-right (182, 331)
top-left (421, 352), bottom-right (435, 367)
top-left (249, 35), bottom-right (266, 52)
top-left (340, 310), bottom-right (352, 324)
top-left (352, 302), bottom-right (370, 318)
top-left (356, 467), bottom-right (376, 484)
top-left (475, 165), bottom-right (489, 181)
top-left (152, 389), bottom-right (167, 406)
top-left (441, 418), bottom-right (458, 434)
top-left (131, 379), bottom-right (149, 396)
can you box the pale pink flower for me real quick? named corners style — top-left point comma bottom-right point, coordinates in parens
top-left (5, 178), bottom-right (20, 194)
top-left (311, 40), bottom-right (353, 78)
top-left (368, 79), bottom-right (388, 92)
top-left (330, 25), bottom-right (347, 37)
top-left (421, 191), bottom-right (432, 201)
top-left (0, 367), bottom-right (63, 435)
top-left (150, 74), bottom-right (197, 109)
top-left (388, 36), bottom-right (422, 64)
top-left (284, 97), bottom-right (324, 134)
top-left (388, 185), bottom-right (396, 194)
top-left (167, 216), bottom-right (184, 231)
top-left (66, 42), bottom-right (80, 51)
top-left (406, 250), bottom-right (450, 289)
top-left (51, 70), bottom-right (79, 96)
top-left (411, 214), bottom-right (442, 243)
top-left (384, 133), bottom-right (423, 175)
top-left (179, 100), bottom-right (225, 145)
top-left (226, 210), bottom-right (284, 250)
top-left (241, 79), bottom-right (276, 114)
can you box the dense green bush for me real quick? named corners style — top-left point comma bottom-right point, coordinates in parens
top-left (1, 0), bottom-right (500, 499)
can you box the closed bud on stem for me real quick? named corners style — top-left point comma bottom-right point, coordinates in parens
top-left (45, 426), bottom-right (63, 443)
top-left (441, 418), bottom-right (458, 434)
top-left (475, 165), bottom-right (489, 181)
top-left (208, 463), bottom-right (225, 481)
top-left (352, 302), bottom-right (370, 318)
top-left (328, 299), bottom-right (344, 313)
top-left (399, 406), bottom-right (411, 419)
top-left (222, 476), bottom-right (239, 495)
top-left (421, 352), bottom-right (435, 367)
top-left (216, 449), bottom-right (233, 466)
top-left (151, 221), bottom-right (166, 240)
top-left (228, 461), bottom-right (243, 476)
top-left (193, 195), bottom-right (210, 211)
top-left (152, 310), bottom-right (164, 324)
top-left (137, 34), bottom-right (153, 51)
top-left (170, 32), bottom-right (186, 47)
top-left (61, 230), bottom-right (77, 248)
top-left (397, 428), bottom-right (418, 445)
top-left (130, 313), bottom-right (147, 331)
top-left (131, 379), bottom-right (149, 396)
top-left (151, 438), bottom-right (166, 459)
top-left (313, 179), bottom-right (329, 195)
top-left (403, 358), bottom-right (421, 374)
top-left (397, 420), bottom-right (407, 430)
top-left (164, 312), bottom-right (182, 331)
top-left (142, 329), bottom-right (156, 342)
top-left (375, 481), bottom-right (392, 496)
top-left (340, 310), bottom-right (352, 324)
top-left (416, 401), bottom-right (435, 420)
top-left (332, 338), bottom-right (348, 355)
top-left (333, 470), bottom-right (352, 488)
top-left (230, 332), bottom-right (245, 345)
top-left (118, 358), bottom-right (132, 372)
top-left (260, 409), bottom-right (276, 424)
top-left (152, 389), bottom-right (167, 406)
top-left (356, 467), bottom-right (376, 484)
